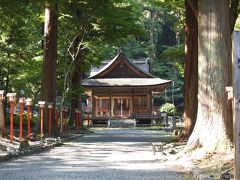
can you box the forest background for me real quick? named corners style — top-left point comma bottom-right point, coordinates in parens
top-left (0, 0), bottom-right (185, 117)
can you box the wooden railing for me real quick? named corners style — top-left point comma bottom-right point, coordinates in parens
top-left (133, 107), bottom-right (148, 114)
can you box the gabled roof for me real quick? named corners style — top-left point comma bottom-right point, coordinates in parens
top-left (81, 78), bottom-right (171, 92)
top-left (88, 53), bottom-right (154, 79)
top-left (82, 53), bottom-right (172, 91)
top-left (82, 78), bottom-right (171, 87)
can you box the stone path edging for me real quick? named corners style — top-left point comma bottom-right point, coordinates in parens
top-left (0, 134), bottom-right (84, 162)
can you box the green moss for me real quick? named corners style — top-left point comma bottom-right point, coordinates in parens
top-left (183, 174), bottom-right (194, 180)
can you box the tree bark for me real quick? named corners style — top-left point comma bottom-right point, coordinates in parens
top-left (182, 0), bottom-right (198, 140)
top-left (187, 0), bottom-right (232, 152)
top-left (70, 65), bottom-right (85, 130)
top-left (42, 2), bottom-right (58, 135)
top-left (233, 31), bottom-right (240, 180)
top-left (229, 0), bottom-right (240, 33)
top-left (70, 68), bottom-right (80, 125)
top-left (67, 34), bottom-right (86, 130)
top-left (0, 100), bottom-right (5, 137)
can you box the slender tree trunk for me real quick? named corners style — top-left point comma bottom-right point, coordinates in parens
top-left (70, 64), bottom-right (85, 130)
top-left (2, 70), bottom-right (9, 137)
top-left (187, 0), bottom-right (232, 152)
top-left (182, 0), bottom-right (198, 140)
top-left (150, 11), bottom-right (155, 60)
top-left (67, 34), bottom-right (86, 130)
top-left (0, 100), bottom-right (5, 137)
top-left (42, 2), bottom-right (58, 135)
top-left (70, 68), bottom-right (80, 125)
top-left (4, 65), bottom-right (10, 120)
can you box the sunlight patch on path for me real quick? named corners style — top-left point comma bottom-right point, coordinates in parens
top-left (0, 128), bottom-right (186, 180)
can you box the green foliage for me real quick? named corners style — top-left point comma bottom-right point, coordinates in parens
top-left (56, 0), bottom-right (147, 114)
top-left (95, 1), bottom-right (185, 107)
top-left (57, 0), bottom-right (144, 88)
top-left (235, 16), bottom-right (240, 31)
top-left (5, 113), bottom-right (38, 127)
top-left (160, 45), bottom-right (184, 59)
top-left (159, 103), bottom-right (177, 115)
top-left (36, 133), bottom-right (44, 141)
top-left (0, 1), bottom-right (43, 98)
top-left (0, 0), bottom-right (185, 114)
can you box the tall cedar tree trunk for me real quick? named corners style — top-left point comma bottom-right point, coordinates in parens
top-left (187, 0), bottom-right (233, 152)
top-left (182, 0), bottom-right (198, 140)
top-left (42, 2), bottom-right (58, 135)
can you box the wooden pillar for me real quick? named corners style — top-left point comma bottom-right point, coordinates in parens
top-left (149, 89), bottom-right (152, 114)
top-left (233, 31), bottom-right (240, 179)
top-left (92, 89), bottom-right (96, 117)
top-left (131, 89), bottom-right (134, 115)
top-left (147, 90), bottom-right (151, 114)
top-left (110, 89), bottom-right (112, 117)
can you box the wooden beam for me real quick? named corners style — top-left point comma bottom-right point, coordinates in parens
top-left (132, 89), bottom-right (134, 115)
top-left (149, 89), bottom-right (152, 114)
top-left (110, 90), bottom-right (112, 117)
top-left (92, 89), bottom-right (96, 116)
top-left (147, 91), bottom-right (150, 114)
top-left (233, 31), bottom-right (240, 179)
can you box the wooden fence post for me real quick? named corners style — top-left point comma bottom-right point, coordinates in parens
top-left (25, 98), bottom-right (32, 140)
top-left (233, 31), bottom-right (240, 179)
top-left (6, 93), bottom-right (16, 143)
top-left (38, 101), bottom-right (46, 136)
top-left (19, 98), bottom-right (25, 141)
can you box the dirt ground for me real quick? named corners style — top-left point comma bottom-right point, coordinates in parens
top-left (0, 127), bottom-right (234, 179)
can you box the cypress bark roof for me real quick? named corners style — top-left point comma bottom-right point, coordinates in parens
top-left (88, 53), bottom-right (153, 79)
top-left (82, 53), bottom-right (172, 90)
top-left (82, 78), bottom-right (171, 87)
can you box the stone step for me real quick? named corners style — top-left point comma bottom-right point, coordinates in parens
top-left (108, 119), bottom-right (136, 128)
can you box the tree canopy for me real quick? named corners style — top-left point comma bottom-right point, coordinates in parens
top-left (0, 0), bottom-right (184, 108)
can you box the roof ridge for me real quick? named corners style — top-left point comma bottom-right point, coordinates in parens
top-left (88, 53), bottom-right (154, 79)
top-left (88, 53), bottom-right (121, 79)
top-left (121, 55), bottom-right (155, 78)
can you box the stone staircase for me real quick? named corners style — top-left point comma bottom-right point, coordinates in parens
top-left (108, 118), bottom-right (136, 128)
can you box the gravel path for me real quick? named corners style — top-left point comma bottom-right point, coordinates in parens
top-left (0, 128), bottom-right (187, 180)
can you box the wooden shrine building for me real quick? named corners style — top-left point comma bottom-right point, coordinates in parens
top-left (82, 53), bottom-right (172, 119)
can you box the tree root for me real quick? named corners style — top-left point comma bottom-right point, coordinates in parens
top-left (174, 138), bottom-right (200, 159)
